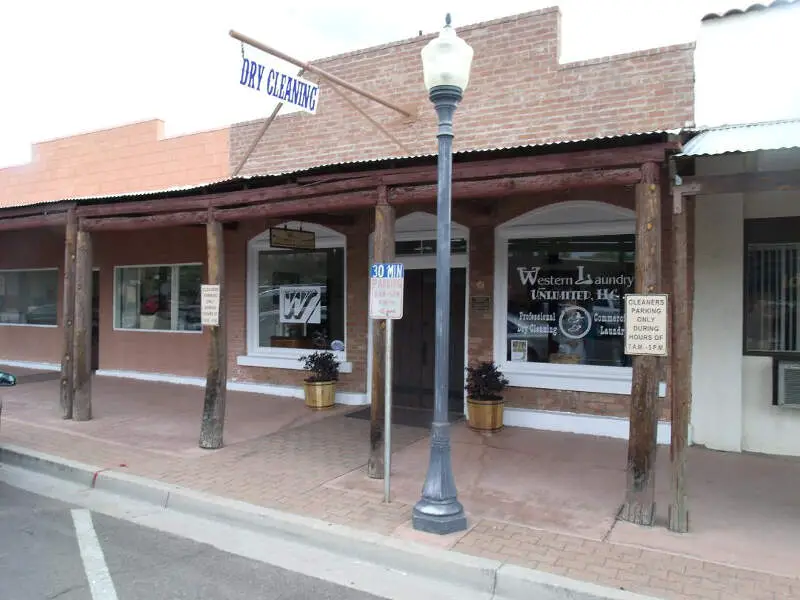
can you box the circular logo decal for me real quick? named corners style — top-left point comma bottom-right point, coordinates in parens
top-left (330, 340), bottom-right (345, 352)
top-left (558, 305), bottom-right (592, 340)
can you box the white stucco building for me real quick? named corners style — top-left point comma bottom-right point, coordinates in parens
top-left (682, 0), bottom-right (800, 456)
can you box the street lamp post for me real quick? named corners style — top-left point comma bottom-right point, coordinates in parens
top-left (412, 14), bottom-right (473, 535)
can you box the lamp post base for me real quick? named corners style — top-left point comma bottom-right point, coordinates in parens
top-left (412, 502), bottom-right (467, 535)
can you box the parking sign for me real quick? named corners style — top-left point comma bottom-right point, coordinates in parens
top-left (369, 263), bottom-right (404, 319)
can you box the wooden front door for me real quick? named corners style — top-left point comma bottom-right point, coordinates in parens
top-left (392, 268), bottom-right (466, 413)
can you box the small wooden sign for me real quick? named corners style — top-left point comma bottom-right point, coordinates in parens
top-left (270, 228), bottom-right (315, 250)
top-left (470, 295), bottom-right (492, 314)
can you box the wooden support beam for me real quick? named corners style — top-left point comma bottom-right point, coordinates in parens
top-left (214, 192), bottom-right (376, 222)
top-left (199, 217), bottom-right (227, 449)
top-left (389, 168), bottom-right (642, 205)
top-left (668, 190), bottom-right (693, 533)
top-left (621, 161), bottom-right (662, 526)
top-left (59, 208), bottom-right (78, 419)
top-left (0, 205), bottom-right (71, 219)
top-left (74, 144), bottom-right (671, 220)
top-left (73, 229), bottom-right (93, 421)
top-left (81, 211), bottom-right (209, 231)
top-left (0, 213), bottom-right (67, 231)
top-left (368, 186), bottom-right (394, 479)
top-left (678, 169), bottom-right (800, 195)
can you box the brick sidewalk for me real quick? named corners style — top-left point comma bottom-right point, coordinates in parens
top-left (1, 379), bottom-right (798, 600)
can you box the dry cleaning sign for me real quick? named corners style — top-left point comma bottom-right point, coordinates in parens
top-left (238, 56), bottom-right (319, 114)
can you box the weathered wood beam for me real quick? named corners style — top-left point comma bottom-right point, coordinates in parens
top-left (59, 208), bottom-right (78, 420)
top-left (74, 144), bottom-right (671, 219)
top-left (368, 185), bottom-right (393, 480)
top-left (73, 229), bottom-right (93, 421)
top-left (389, 168), bottom-right (642, 205)
top-left (296, 143), bottom-right (673, 185)
top-left (81, 211), bottom-right (209, 231)
top-left (0, 204), bottom-right (71, 219)
top-left (621, 161), bottom-right (662, 527)
top-left (668, 190), bottom-right (693, 533)
top-left (213, 192), bottom-right (376, 222)
top-left (199, 216), bottom-right (227, 449)
top-left (678, 169), bottom-right (800, 195)
top-left (0, 213), bottom-right (67, 231)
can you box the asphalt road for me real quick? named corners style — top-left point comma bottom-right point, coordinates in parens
top-left (0, 482), bottom-right (383, 600)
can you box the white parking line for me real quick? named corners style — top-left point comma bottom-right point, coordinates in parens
top-left (71, 509), bottom-right (119, 600)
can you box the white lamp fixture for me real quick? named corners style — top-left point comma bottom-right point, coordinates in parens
top-left (420, 14), bottom-right (474, 93)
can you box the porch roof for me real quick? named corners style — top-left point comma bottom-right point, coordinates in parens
top-left (677, 119), bottom-right (800, 156)
top-left (3, 130), bottom-right (678, 213)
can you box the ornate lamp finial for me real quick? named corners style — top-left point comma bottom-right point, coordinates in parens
top-left (445, 13), bottom-right (451, 27)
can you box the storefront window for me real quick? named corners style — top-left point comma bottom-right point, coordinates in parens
top-left (257, 248), bottom-right (345, 352)
top-left (115, 264), bottom-right (202, 332)
top-left (506, 235), bottom-right (635, 367)
top-left (0, 269), bottom-right (59, 326)
top-left (745, 243), bottom-right (800, 353)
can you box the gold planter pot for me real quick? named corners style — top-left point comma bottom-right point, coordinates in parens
top-left (303, 380), bottom-right (336, 410)
top-left (467, 397), bottom-right (505, 432)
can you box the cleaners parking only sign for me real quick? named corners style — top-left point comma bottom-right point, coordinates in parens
top-left (624, 293), bottom-right (669, 356)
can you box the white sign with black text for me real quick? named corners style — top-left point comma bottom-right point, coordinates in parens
top-left (201, 284), bottom-right (221, 327)
top-left (624, 293), bottom-right (669, 356)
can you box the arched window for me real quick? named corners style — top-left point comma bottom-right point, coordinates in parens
top-left (240, 221), bottom-right (349, 371)
top-left (494, 201), bottom-right (639, 394)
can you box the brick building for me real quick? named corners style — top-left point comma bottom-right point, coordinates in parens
top-left (1, 9), bottom-right (696, 448)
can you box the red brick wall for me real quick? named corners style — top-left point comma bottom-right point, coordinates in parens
top-left (93, 227), bottom-right (210, 377)
top-left (0, 120), bottom-right (229, 209)
top-left (231, 8), bottom-right (694, 176)
top-left (0, 228), bottom-right (64, 364)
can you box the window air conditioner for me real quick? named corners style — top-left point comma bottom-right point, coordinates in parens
top-left (773, 359), bottom-right (800, 408)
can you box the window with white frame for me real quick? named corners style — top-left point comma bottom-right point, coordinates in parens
top-left (114, 264), bottom-right (202, 332)
top-left (0, 269), bottom-right (59, 326)
top-left (494, 201), bottom-right (638, 392)
top-left (247, 223), bottom-right (346, 359)
top-left (505, 235), bottom-right (635, 366)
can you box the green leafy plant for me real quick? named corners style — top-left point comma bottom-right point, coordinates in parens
top-left (465, 361), bottom-right (508, 400)
top-left (299, 351), bottom-right (340, 383)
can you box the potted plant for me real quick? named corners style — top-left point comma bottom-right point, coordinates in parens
top-left (465, 361), bottom-right (509, 433)
top-left (299, 351), bottom-right (339, 410)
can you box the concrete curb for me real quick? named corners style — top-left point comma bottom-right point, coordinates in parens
top-left (0, 443), bottom-right (661, 600)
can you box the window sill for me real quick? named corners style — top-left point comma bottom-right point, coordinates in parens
top-left (500, 362), bottom-right (666, 396)
top-left (237, 354), bottom-right (353, 373)
top-left (0, 323), bottom-right (57, 328)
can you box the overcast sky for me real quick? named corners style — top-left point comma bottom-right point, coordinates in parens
top-left (0, 0), bottom-right (746, 167)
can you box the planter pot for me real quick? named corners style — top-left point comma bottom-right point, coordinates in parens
top-left (467, 397), bottom-right (505, 432)
top-left (303, 380), bottom-right (336, 410)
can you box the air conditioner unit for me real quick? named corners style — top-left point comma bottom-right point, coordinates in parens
top-left (773, 359), bottom-right (800, 408)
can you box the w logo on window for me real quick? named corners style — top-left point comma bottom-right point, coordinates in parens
top-left (279, 285), bottom-right (322, 324)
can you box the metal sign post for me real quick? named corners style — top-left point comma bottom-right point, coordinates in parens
top-left (368, 263), bottom-right (404, 503)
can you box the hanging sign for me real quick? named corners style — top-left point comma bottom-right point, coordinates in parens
top-left (369, 263), bottom-right (404, 320)
top-left (624, 293), bottom-right (669, 356)
top-left (269, 227), bottom-right (315, 250)
top-left (239, 57), bottom-right (320, 114)
top-left (201, 284), bottom-right (221, 327)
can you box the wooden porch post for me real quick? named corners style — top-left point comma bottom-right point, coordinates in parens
top-left (200, 216), bottom-right (227, 449)
top-left (368, 185), bottom-right (394, 479)
top-left (60, 207), bottom-right (77, 419)
top-left (73, 228), bottom-right (93, 421)
top-left (621, 161), bottom-right (662, 526)
top-left (669, 190), bottom-right (693, 532)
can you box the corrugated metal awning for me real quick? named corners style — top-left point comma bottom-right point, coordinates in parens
top-left (702, 0), bottom-right (798, 21)
top-left (677, 119), bottom-right (800, 156)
